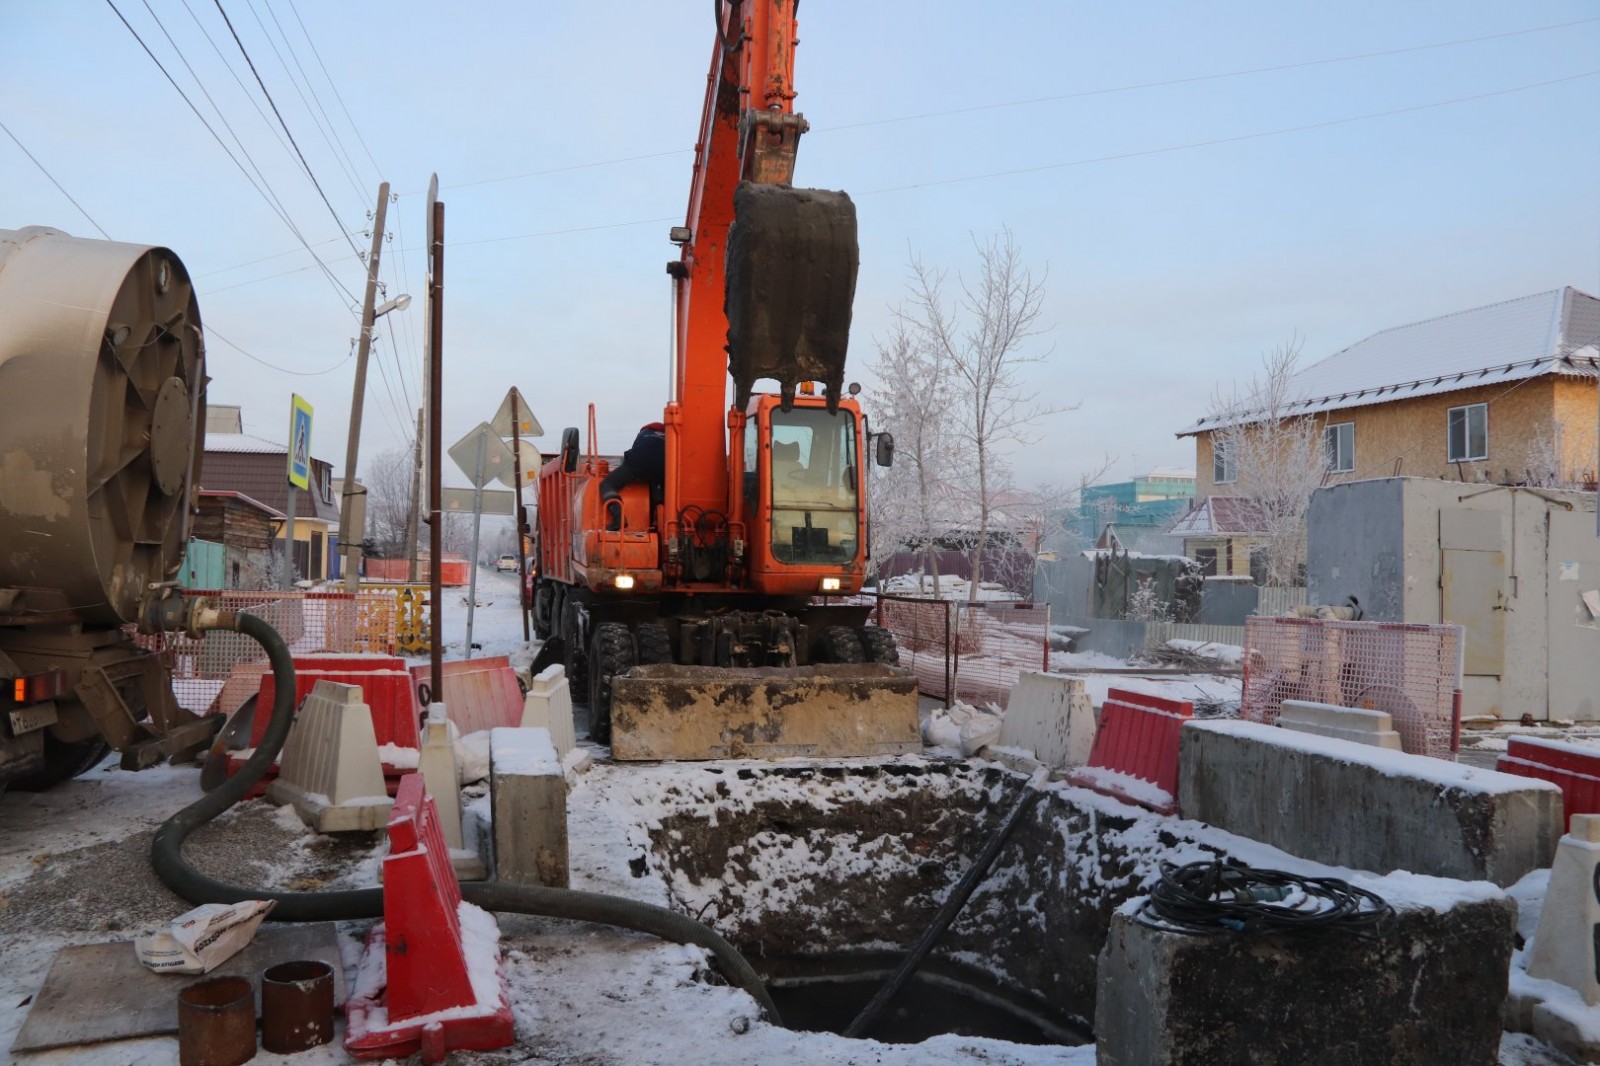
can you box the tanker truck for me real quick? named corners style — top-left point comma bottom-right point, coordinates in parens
top-left (0, 226), bottom-right (214, 789)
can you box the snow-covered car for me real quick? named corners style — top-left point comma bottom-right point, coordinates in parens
top-left (495, 554), bottom-right (518, 573)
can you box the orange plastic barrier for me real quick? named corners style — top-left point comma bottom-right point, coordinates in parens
top-left (410, 657), bottom-right (524, 736)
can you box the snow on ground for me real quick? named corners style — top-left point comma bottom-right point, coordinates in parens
top-left (0, 572), bottom-right (1584, 1063)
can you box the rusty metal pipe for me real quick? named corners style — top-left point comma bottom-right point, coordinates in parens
top-left (260, 959), bottom-right (333, 1053)
top-left (177, 975), bottom-right (256, 1066)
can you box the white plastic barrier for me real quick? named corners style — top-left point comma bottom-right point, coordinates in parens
top-left (1277, 699), bottom-right (1404, 751)
top-left (520, 665), bottom-right (576, 757)
top-left (1527, 813), bottom-right (1600, 1004)
top-left (266, 680), bottom-right (392, 831)
top-left (997, 671), bottom-right (1096, 769)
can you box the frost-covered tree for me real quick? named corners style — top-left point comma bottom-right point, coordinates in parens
top-left (362, 447), bottom-right (416, 558)
top-left (900, 230), bottom-right (1063, 599)
top-left (1205, 339), bottom-right (1325, 587)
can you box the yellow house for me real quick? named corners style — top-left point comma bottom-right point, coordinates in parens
top-left (1174, 287), bottom-right (1599, 573)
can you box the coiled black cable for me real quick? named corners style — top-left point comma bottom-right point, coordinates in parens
top-left (1137, 859), bottom-right (1393, 938)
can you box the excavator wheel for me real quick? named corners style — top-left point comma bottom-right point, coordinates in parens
top-left (858, 627), bottom-right (900, 666)
top-left (636, 623), bottom-right (673, 666)
top-left (819, 625), bottom-right (866, 665)
top-left (587, 622), bottom-right (636, 746)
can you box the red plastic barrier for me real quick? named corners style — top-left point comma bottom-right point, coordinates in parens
top-left (1066, 687), bottom-right (1193, 815)
top-left (345, 774), bottom-right (513, 1061)
top-left (1497, 736), bottom-right (1598, 832)
top-left (251, 655), bottom-right (422, 749)
top-left (409, 657), bottom-right (524, 736)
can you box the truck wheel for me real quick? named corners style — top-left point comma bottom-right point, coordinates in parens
top-left (533, 582), bottom-right (554, 641)
top-left (858, 627), bottom-right (900, 665)
top-left (587, 622), bottom-right (636, 745)
top-left (562, 599), bottom-right (589, 696)
top-left (820, 625), bottom-right (865, 664)
top-left (636, 623), bottom-right (673, 665)
top-left (9, 735), bottom-right (111, 792)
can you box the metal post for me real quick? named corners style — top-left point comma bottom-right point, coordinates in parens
top-left (465, 433), bottom-right (486, 655)
top-left (428, 199), bottom-right (445, 704)
top-left (509, 391), bottom-right (530, 641)
top-left (282, 485), bottom-right (298, 588)
top-left (406, 407), bottom-right (423, 583)
top-left (340, 182), bottom-right (391, 592)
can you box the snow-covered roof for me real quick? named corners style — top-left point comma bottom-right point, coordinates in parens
top-left (1169, 496), bottom-right (1269, 536)
top-left (1142, 466), bottom-right (1196, 480)
top-left (1182, 287), bottom-right (1600, 435)
top-left (205, 431), bottom-right (286, 454)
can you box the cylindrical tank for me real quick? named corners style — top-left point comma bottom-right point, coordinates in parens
top-left (0, 227), bottom-right (205, 626)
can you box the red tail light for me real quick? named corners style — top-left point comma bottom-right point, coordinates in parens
top-left (7, 670), bottom-right (69, 705)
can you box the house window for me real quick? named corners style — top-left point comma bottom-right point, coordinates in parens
top-left (1213, 439), bottom-right (1236, 484)
top-left (1193, 547), bottom-right (1218, 577)
top-left (1447, 403), bottom-right (1488, 462)
top-left (1324, 422), bottom-right (1354, 473)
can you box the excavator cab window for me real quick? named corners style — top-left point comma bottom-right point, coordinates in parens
top-left (768, 406), bottom-right (858, 565)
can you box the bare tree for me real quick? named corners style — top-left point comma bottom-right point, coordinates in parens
top-left (363, 447), bottom-right (415, 557)
top-left (1205, 339), bottom-right (1325, 587)
top-left (866, 301), bottom-right (959, 595)
top-left (902, 230), bottom-right (1063, 599)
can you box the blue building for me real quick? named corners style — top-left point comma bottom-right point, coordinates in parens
top-left (1069, 468), bottom-right (1195, 548)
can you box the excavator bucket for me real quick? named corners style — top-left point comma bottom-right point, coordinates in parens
top-left (724, 183), bottom-right (858, 411)
top-left (609, 664), bottom-right (921, 761)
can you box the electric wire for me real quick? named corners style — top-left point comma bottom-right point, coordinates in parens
top-left (403, 15), bottom-right (1599, 197)
top-left (206, 323), bottom-right (351, 376)
top-left (103, 0), bottom-right (361, 311)
top-left (1137, 859), bottom-right (1393, 937)
top-left (0, 119), bottom-right (112, 239)
top-left (211, 0), bottom-right (365, 262)
top-left (859, 69), bottom-right (1600, 196)
top-left (284, 0), bottom-right (383, 178)
top-left (196, 234), bottom-right (345, 278)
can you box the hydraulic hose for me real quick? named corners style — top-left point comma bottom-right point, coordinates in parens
top-left (149, 607), bottom-right (782, 1023)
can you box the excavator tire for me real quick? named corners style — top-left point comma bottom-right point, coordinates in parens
top-left (725, 183), bottom-right (858, 410)
top-left (858, 627), bottom-right (900, 666)
top-left (636, 623), bottom-right (673, 666)
top-left (819, 625), bottom-right (865, 664)
top-left (587, 622), bottom-right (635, 746)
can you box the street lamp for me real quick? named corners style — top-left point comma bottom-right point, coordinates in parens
top-left (375, 293), bottom-right (412, 318)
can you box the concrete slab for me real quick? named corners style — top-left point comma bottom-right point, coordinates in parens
top-left (1278, 698), bottom-right (1404, 750)
top-left (1179, 719), bottom-right (1562, 886)
top-left (1096, 900), bottom-right (1514, 1065)
top-left (610, 664), bottom-right (920, 761)
top-left (490, 727), bottom-right (569, 888)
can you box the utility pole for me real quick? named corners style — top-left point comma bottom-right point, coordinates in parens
top-left (406, 406), bottom-right (423, 583)
top-left (339, 182), bottom-right (390, 592)
top-left (428, 197), bottom-right (446, 704)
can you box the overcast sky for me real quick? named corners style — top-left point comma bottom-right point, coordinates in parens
top-left (5, 2), bottom-right (1597, 493)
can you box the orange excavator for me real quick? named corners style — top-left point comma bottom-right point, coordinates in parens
top-left (530, 0), bottom-right (920, 760)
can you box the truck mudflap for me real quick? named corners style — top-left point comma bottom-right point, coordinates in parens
top-left (609, 663), bottom-right (920, 761)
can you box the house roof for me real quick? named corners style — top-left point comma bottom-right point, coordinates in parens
top-left (1182, 287), bottom-right (1600, 435)
top-left (1169, 496), bottom-right (1269, 536)
top-left (197, 490), bottom-right (285, 520)
top-left (205, 431), bottom-right (289, 455)
top-left (201, 449), bottom-right (340, 523)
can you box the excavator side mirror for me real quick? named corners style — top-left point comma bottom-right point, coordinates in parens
top-left (874, 432), bottom-right (894, 468)
top-left (560, 427), bottom-right (580, 474)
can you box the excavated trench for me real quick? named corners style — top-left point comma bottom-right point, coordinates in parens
top-left (636, 759), bottom-right (1171, 1047)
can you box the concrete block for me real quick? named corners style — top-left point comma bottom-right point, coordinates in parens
top-left (1277, 699), bottom-right (1403, 750)
top-left (520, 665), bottom-right (576, 757)
top-left (266, 681), bottom-right (393, 832)
top-left (1526, 813), bottom-right (1600, 1003)
top-left (997, 671), bottom-right (1096, 769)
top-left (1179, 719), bottom-right (1562, 886)
top-left (418, 702), bottom-right (485, 880)
top-left (1095, 899), bottom-right (1514, 1065)
top-left (489, 727), bottom-right (568, 888)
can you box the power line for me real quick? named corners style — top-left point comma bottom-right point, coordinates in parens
top-left (207, 323), bottom-right (351, 376)
top-left (398, 15), bottom-right (1600, 198)
top-left (859, 69), bottom-right (1600, 196)
top-left (284, 0), bottom-right (382, 179)
top-left (211, 0), bottom-right (364, 261)
top-left (196, 233), bottom-right (345, 277)
top-left (103, 0), bottom-right (362, 310)
top-left (0, 118), bottom-right (112, 239)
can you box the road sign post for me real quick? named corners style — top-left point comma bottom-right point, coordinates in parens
top-left (449, 423), bottom-right (515, 657)
top-left (283, 395), bottom-right (314, 587)
top-left (492, 387), bottom-right (543, 641)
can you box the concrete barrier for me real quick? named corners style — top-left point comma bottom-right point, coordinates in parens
top-left (266, 680), bottom-right (392, 832)
top-left (1277, 699), bottom-right (1403, 750)
top-left (489, 727), bottom-right (568, 887)
top-left (520, 665), bottom-right (576, 757)
top-left (1179, 719), bottom-right (1561, 886)
top-left (1096, 898), bottom-right (1514, 1065)
top-left (997, 671), bottom-right (1095, 769)
top-left (1526, 813), bottom-right (1600, 1004)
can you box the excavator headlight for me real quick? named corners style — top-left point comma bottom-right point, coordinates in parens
top-left (819, 577), bottom-right (842, 592)
top-left (614, 574), bottom-right (636, 590)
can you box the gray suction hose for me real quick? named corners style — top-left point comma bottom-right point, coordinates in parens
top-left (149, 608), bottom-right (781, 1023)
